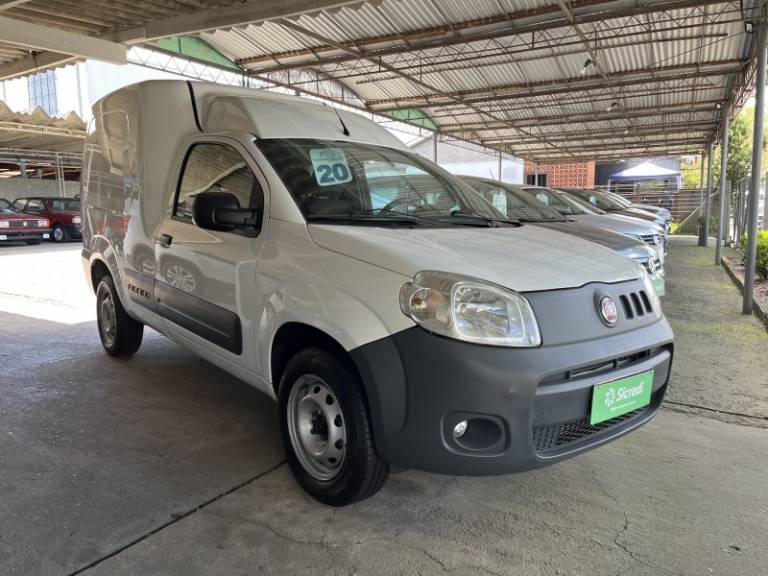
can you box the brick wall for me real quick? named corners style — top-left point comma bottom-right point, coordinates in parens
top-left (524, 160), bottom-right (595, 188)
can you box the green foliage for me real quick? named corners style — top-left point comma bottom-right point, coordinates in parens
top-left (740, 230), bottom-right (768, 281)
top-left (727, 107), bottom-right (755, 184)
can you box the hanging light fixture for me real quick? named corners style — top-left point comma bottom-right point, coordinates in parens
top-left (607, 101), bottom-right (619, 112)
top-left (580, 58), bottom-right (594, 75)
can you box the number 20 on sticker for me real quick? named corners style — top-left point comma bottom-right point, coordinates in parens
top-left (310, 148), bottom-right (353, 186)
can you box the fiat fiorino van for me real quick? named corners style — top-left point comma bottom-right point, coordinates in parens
top-left (81, 81), bottom-right (674, 506)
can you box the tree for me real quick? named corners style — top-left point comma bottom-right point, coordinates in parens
top-left (726, 105), bottom-right (754, 185)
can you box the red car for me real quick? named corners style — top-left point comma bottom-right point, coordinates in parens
top-left (0, 199), bottom-right (51, 245)
top-left (13, 196), bottom-right (82, 242)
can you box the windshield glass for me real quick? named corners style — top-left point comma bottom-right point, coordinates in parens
top-left (566, 189), bottom-right (625, 212)
top-left (563, 192), bottom-right (606, 214)
top-left (257, 139), bottom-right (510, 225)
top-left (464, 179), bottom-right (565, 222)
top-left (0, 199), bottom-right (16, 214)
top-left (603, 190), bottom-right (632, 207)
top-left (521, 186), bottom-right (595, 216)
top-left (49, 199), bottom-right (80, 211)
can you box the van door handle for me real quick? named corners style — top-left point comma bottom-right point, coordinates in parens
top-left (155, 234), bottom-right (173, 248)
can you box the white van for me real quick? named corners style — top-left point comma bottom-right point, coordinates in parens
top-left (81, 81), bottom-right (674, 506)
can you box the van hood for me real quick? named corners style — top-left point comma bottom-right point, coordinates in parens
top-left (308, 224), bottom-right (639, 292)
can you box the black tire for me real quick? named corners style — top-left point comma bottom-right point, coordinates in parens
top-left (96, 274), bottom-right (143, 357)
top-left (25, 239), bottom-right (41, 245)
top-left (278, 348), bottom-right (389, 506)
top-left (52, 224), bottom-right (69, 243)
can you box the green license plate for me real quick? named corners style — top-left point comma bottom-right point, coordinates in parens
top-left (590, 370), bottom-right (654, 425)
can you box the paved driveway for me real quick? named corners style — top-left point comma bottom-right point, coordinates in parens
top-left (0, 238), bottom-right (766, 576)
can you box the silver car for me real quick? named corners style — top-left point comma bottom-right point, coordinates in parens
top-left (559, 187), bottom-right (669, 233)
top-left (519, 185), bottom-right (666, 262)
top-left (462, 177), bottom-right (665, 296)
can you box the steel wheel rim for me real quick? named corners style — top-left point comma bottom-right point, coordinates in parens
top-left (165, 264), bottom-right (195, 292)
top-left (99, 290), bottom-right (117, 347)
top-left (286, 374), bottom-right (347, 481)
top-left (54, 227), bottom-right (64, 241)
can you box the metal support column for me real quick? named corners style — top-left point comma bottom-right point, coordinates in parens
top-left (702, 141), bottom-right (715, 246)
top-left (716, 111), bottom-right (730, 263)
top-left (763, 173), bottom-right (768, 230)
top-left (724, 182), bottom-right (731, 243)
top-left (497, 150), bottom-right (502, 182)
top-left (744, 15), bottom-right (768, 314)
top-left (432, 131), bottom-right (438, 163)
top-left (698, 151), bottom-right (706, 213)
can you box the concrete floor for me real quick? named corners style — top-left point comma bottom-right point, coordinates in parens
top-left (0, 238), bottom-right (766, 576)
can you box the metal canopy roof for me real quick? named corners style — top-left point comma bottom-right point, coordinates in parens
top-left (0, 100), bottom-right (85, 152)
top-left (0, 0), bottom-right (763, 162)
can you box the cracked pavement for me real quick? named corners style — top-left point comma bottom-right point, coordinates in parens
top-left (1, 238), bottom-right (767, 576)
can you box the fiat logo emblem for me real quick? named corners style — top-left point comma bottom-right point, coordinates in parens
top-left (598, 296), bottom-right (618, 326)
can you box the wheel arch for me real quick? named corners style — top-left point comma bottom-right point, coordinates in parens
top-left (270, 322), bottom-right (352, 396)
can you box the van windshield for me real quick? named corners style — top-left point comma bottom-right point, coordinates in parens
top-left (257, 139), bottom-right (517, 227)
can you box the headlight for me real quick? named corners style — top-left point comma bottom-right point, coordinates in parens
top-left (0, 221), bottom-right (8, 228)
top-left (37, 219), bottom-right (49, 227)
top-left (72, 216), bottom-right (81, 224)
top-left (399, 271), bottom-right (541, 347)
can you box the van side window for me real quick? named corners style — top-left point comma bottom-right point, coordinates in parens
top-left (175, 143), bottom-right (262, 223)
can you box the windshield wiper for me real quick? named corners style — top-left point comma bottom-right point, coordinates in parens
top-left (448, 209), bottom-right (521, 227)
top-left (305, 212), bottom-right (427, 226)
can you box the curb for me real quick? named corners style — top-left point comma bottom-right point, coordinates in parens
top-left (720, 256), bottom-right (768, 329)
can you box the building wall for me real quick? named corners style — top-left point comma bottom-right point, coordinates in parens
top-left (0, 178), bottom-right (79, 201)
top-left (411, 138), bottom-right (524, 183)
top-left (524, 160), bottom-right (595, 188)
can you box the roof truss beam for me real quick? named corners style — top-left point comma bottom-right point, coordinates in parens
top-left (370, 60), bottom-right (743, 110)
top-left (242, 0), bottom-right (734, 75)
top-left (440, 101), bottom-right (723, 133)
top-left (0, 15), bottom-right (126, 64)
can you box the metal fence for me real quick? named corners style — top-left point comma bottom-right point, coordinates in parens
top-left (591, 185), bottom-right (706, 224)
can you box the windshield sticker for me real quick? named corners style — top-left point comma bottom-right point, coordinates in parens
top-left (492, 192), bottom-right (507, 216)
top-left (310, 148), bottom-right (353, 187)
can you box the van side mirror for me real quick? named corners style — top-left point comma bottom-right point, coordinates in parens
top-left (193, 192), bottom-right (261, 235)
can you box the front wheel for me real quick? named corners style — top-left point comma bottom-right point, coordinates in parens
top-left (52, 224), bottom-right (69, 243)
top-left (96, 275), bottom-right (144, 357)
top-left (278, 348), bottom-right (389, 506)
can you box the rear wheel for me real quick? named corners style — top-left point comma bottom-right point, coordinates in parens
top-left (96, 275), bottom-right (143, 357)
top-left (278, 348), bottom-right (388, 506)
top-left (52, 224), bottom-right (69, 243)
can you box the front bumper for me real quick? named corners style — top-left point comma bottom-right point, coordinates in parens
top-left (66, 223), bottom-right (83, 238)
top-left (352, 281), bottom-right (674, 476)
top-left (0, 229), bottom-right (51, 241)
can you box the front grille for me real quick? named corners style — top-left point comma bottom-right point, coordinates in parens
top-left (6, 218), bottom-right (43, 228)
top-left (539, 348), bottom-right (653, 385)
top-left (532, 406), bottom-right (647, 455)
top-left (619, 289), bottom-right (653, 319)
top-left (639, 234), bottom-right (659, 245)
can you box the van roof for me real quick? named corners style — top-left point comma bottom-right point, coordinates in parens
top-left (94, 80), bottom-right (406, 150)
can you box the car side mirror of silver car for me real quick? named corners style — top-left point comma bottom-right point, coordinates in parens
top-left (193, 192), bottom-right (262, 236)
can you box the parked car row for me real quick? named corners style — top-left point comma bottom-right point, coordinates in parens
top-left (81, 81), bottom-right (674, 506)
top-left (460, 178), bottom-right (666, 296)
top-left (0, 196), bottom-right (81, 245)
